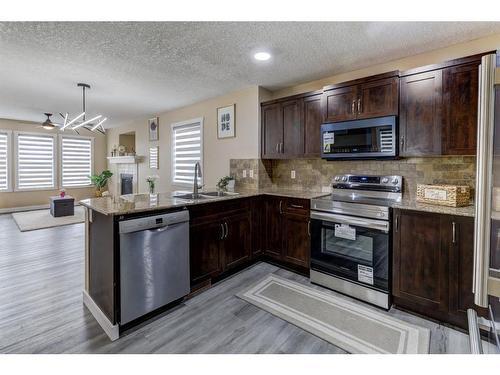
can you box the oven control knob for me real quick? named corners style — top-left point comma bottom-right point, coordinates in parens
top-left (341, 176), bottom-right (348, 182)
top-left (381, 177), bottom-right (389, 184)
top-left (334, 176), bottom-right (340, 182)
top-left (392, 178), bottom-right (399, 185)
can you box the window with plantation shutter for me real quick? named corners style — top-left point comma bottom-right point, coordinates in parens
top-left (171, 118), bottom-right (203, 186)
top-left (16, 133), bottom-right (56, 190)
top-left (61, 136), bottom-right (93, 187)
top-left (0, 131), bottom-right (9, 191)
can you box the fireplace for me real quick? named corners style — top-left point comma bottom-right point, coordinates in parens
top-left (120, 174), bottom-right (133, 195)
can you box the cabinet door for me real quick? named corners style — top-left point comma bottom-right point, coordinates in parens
top-left (442, 63), bottom-right (479, 155)
top-left (392, 209), bottom-right (448, 317)
top-left (282, 99), bottom-right (303, 158)
top-left (448, 216), bottom-right (488, 328)
top-left (190, 220), bottom-right (223, 284)
top-left (221, 212), bottom-right (252, 270)
top-left (357, 77), bottom-right (399, 120)
top-left (303, 94), bottom-right (323, 157)
top-left (263, 196), bottom-right (283, 259)
top-left (322, 85), bottom-right (358, 123)
top-left (400, 70), bottom-right (443, 156)
top-left (282, 212), bottom-right (310, 268)
top-left (261, 103), bottom-right (283, 159)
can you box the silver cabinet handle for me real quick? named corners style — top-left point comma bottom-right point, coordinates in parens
top-left (279, 200), bottom-right (283, 215)
top-left (290, 204), bottom-right (304, 209)
top-left (351, 100), bottom-right (356, 114)
top-left (452, 222), bottom-right (456, 244)
top-left (280, 142), bottom-right (284, 153)
top-left (400, 137), bottom-right (404, 147)
top-left (224, 221), bottom-right (229, 239)
top-left (357, 98), bottom-right (362, 113)
top-left (395, 215), bottom-right (399, 232)
top-left (275, 143), bottom-right (279, 153)
top-left (307, 220), bottom-right (311, 236)
top-left (220, 223), bottom-right (225, 240)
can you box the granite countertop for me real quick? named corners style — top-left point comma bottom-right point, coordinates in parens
top-left (79, 187), bottom-right (327, 216)
top-left (80, 187), bottom-right (475, 217)
top-left (392, 199), bottom-right (475, 217)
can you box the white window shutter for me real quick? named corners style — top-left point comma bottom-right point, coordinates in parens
top-left (16, 133), bottom-right (56, 190)
top-left (61, 136), bottom-right (93, 187)
top-left (172, 120), bottom-right (203, 186)
top-left (0, 132), bottom-right (9, 191)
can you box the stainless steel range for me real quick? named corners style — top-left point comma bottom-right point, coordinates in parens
top-left (309, 174), bottom-right (402, 309)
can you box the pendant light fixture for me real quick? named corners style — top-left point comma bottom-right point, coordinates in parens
top-left (44, 83), bottom-right (107, 134)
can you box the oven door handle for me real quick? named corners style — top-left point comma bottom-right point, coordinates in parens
top-left (310, 211), bottom-right (389, 232)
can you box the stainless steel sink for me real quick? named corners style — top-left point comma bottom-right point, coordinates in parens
top-left (172, 191), bottom-right (239, 200)
top-left (172, 193), bottom-right (211, 200)
top-left (200, 191), bottom-right (239, 197)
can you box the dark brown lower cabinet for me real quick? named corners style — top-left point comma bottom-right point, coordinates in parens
top-left (222, 212), bottom-right (252, 270)
top-left (392, 209), bottom-right (484, 329)
top-left (189, 200), bottom-right (252, 287)
top-left (263, 196), bottom-right (310, 272)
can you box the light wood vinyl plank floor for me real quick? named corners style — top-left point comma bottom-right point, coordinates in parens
top-left (0, 213), bottom-right (477, 354)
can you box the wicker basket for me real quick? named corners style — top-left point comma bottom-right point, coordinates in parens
top-left (416, 184), bottom-right (471, 207)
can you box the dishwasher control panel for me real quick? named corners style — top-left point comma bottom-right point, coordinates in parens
top-left (119, 210), bottom-right (190, 234)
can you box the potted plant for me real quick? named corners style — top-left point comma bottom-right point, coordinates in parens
top-left (89, 170), bottom-right (113, 197)
top-left (146, 175), bottom-right (159, 194)
top-left (217, 176), bottom-right (235, 192)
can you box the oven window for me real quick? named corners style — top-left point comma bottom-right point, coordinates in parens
top-left (322, 224), bottom-right (374, 265)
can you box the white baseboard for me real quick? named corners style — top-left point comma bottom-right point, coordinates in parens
top-left (0, 202), bottom-right (81, 214)
top-left (82, 290), bottom-right (119, 341)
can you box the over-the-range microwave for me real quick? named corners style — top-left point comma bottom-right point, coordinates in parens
top-left (320, 115), bottom-right (397, 160)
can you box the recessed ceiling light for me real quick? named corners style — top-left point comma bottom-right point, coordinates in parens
top-left (254, 52), bottom-right (271, 61)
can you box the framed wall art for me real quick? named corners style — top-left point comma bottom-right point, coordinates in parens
top-left (217, 104), bottom-right (235, 139)
top-left (148, 117), bottom-right (159, 141)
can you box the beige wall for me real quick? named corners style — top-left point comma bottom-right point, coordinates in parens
top-left (107, 86), bottom-right (260, 192)
top-left (0, 118), bottom-right (107, 209)
top-left (272, 33), bottom-right (500, 99)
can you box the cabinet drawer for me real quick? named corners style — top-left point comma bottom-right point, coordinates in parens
top-left (283, 198), bottom-right (309, 215)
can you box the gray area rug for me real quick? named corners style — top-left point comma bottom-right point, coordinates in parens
top-left (238, 274), bottom-right (430, 354)
top-left (12, 206), bottom-right (84, 232)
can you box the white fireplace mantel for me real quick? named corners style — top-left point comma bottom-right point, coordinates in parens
top-left (107, 156), bottom-right (143, 164)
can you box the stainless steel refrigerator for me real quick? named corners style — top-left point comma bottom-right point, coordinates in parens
top-left (471, 51), bottom-right (500, 353)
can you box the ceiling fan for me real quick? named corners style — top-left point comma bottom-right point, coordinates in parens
top-left (42, 83), bottom-right (107, 134)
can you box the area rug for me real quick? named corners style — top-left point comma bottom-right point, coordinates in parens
top-left (12, 205), bottom-right (85, 232)
top-left (237, 275), bottom-right (430, 354)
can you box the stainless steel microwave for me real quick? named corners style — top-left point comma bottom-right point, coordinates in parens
top-left (321, 116), bottom-right (397, 160)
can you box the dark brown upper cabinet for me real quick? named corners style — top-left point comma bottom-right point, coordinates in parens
top-left (400, 53), bottom-right (487, 157)
top-left (261, 91), bottom-right (322, 159)
top-left (442, 63), bottom-right (479, 155)
top-left (303, 93), bottom-right (323, 157)
top-left (261, 103), bottom-right (283, 159)
top-left (321, 85), bottom-right (358, 122)
top-left (281, 99), bottom-right (303, 158)
top-left (399, 70), bottom-right (443, 156)
top-left (322, 72), bottom-right (399, 123)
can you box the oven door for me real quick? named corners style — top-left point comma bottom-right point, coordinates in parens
top-left (310, 211), bottom-right (390, 292)
top-left (321, 116), bottom-right (396, 159)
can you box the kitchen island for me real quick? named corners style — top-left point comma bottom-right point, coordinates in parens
top-left (79, 188), bottom-right (323, 340)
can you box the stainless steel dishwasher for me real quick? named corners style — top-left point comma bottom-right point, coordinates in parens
top-left (119, 210), bottom-right (190, 325)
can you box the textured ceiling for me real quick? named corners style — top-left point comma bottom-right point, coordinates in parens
top-left (1, 22), bottom-right (500, 127)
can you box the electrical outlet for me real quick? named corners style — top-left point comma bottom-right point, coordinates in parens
top-left (249, 169), bottom-right (254, 178)
top-left (291, 170), bottom-right (296, 179)
top-left (242, 170), bottom-right (247, 178)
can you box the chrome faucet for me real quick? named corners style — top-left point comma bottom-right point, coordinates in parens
top-left (193, 162), bottom-right (203, 197)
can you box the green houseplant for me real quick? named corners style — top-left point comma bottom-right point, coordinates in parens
top-left (89, 170), bottom-right (113, 197)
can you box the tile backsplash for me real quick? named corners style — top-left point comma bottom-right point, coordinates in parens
top-left (230, 157), bottom-right (476, 201)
